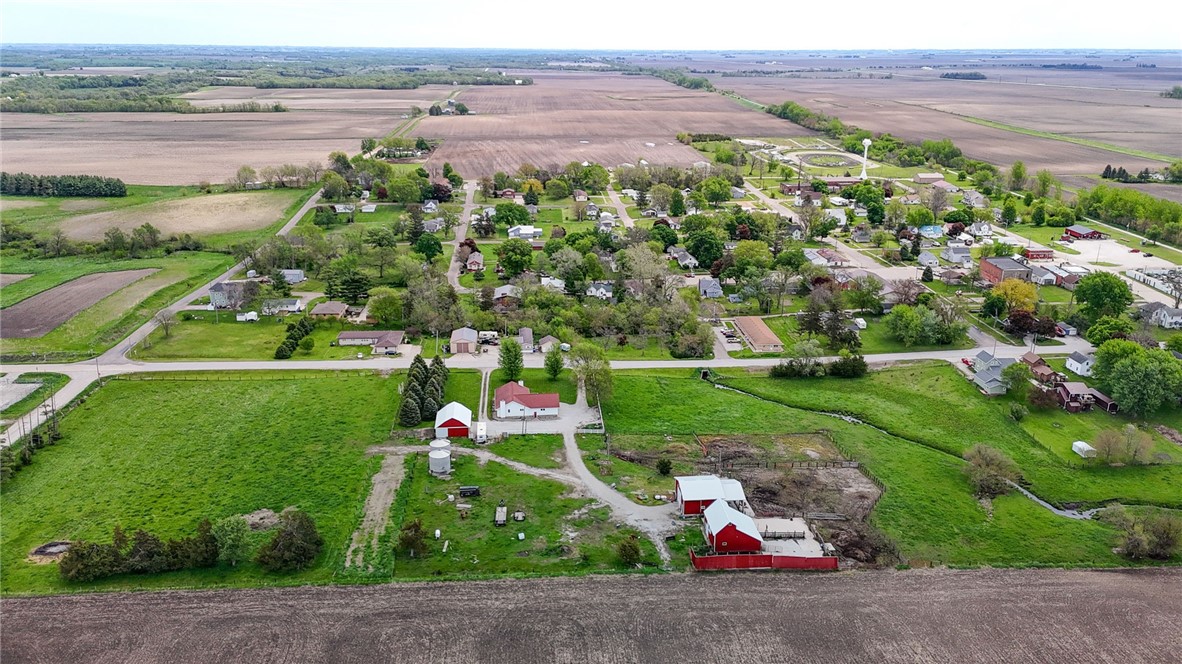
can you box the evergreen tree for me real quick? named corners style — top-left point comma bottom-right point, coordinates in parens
top-left (256, 510), bottom-right (323, 572)
top-left (430, 354), bottom-right (449, 383)
top-left (407, 216), bottom-right (425, 243)
top-left (125, 530), bottom-right (168, 574)
top-left (398, 395), bottom-right (421, 427)
top-left (922, 266), bottom-right (934, 282)
top-left (419, 395), bottom-right (440, 421)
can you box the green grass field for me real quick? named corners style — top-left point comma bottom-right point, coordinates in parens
top-left (0, 373), bottom-right (70, 420)
top-left (486, 434), bottom-right (565, 469)
top-left (0, 372), bottom-right (400, 595)
top-left (600, 369), bottom-right (1174, 567)
top-left (0, 252), bottom-right (234, 362)
top-left (730, 314), bottom-right (973, 357)
top-left (386, 453), bottom-right (660, 578)
top-left (133, 316), bottom-right (391, 361)
top-left (489, 368), bottom-right (578, 406)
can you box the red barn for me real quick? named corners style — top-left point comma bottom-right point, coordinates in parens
top-left (1063, 224), bottom-right (1105, 240)
top-left (702, 500), bottom-right (763, 553)
top-left (1023, 248), bottom-right (1054, 261)
top-left (434, 402), bottom-right (472, 438)
top-left (675, 475), bottom-right (748, 516)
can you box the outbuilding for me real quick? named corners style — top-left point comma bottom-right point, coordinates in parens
top-left (1072, 441), bottom-right (1097, 458)
top-left (702, 500), bottom-right (764, 554)
top-left (434, 402), bottom-right (473, 438)
top-left (450, 327), bottom-right (478, 354)
top-left (675, 475), bottom-right (747, 516)
top-left (1064, 225), bottom-right (1105, 240)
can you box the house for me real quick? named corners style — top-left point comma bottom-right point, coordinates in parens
top-left (733, 316), bottom-right (784, 353)
top-left (450, 327), bottom-right (479, 354)
top-left (980, 257), bottom-right (1032, 285)
top-left (508, 225), bottom-right (544, 241)
top-left (359, 204), bottom-right (377, 213)
top-left (938, 268), bottom-right (965, 285)
top-left (540, 276), bottom-right (566, 292)
top-left (423, 219), bottom-right (445, 233)
top-left (900, 194), bottom-right (922, 205)
top-left (971, 350), bottom-right (1017, 396)
top-left (493, 381), bottom-right (560, 419)
top-left (917, 251), bottom-right (939, 268)
top-left (1023, 247), bottom-right (1055, 261)
top-left (968, 222), bottom-right (993, 238)
top-left (671, 248), bottom-right (699, 270)
top-left (208, 281), bottom-right (251, 309)
top-left (785, 223), bottom-right (805, 241)
top-left (1056, 381), bottom-right (1116, 413)
top-left (493, 285), bottom-right (522, 307)
top-left (573, 189), bottom-right (588, 202)
top-left (517, 327), bottom-right (534, 351)
top-left (850, 226), bottom-right (872, 244)
top-left (730, 186), bottom-right (746, 199)
top-left (918, 225), bottom-right (944, 240)
top-left (1073, 441), bottom-right (1098, 458)
top-left (236, 311), bottom-right (259, 322)
top-left (337, 330), bottom-right (405, 354)
top-left (422, 199), bottom-right (439, 213)
top-left (698, 277), bottom-right (724, 298)
top-left (262, 298), bottom-right (304, 315)
top-left (596, 219), bottom-right (614, 233)
top-left (309, 301), bottom-right (348, 319)
top-left (1066, 351), bottom-right (1095, 377)
top-left (914, 173), bottom-right (945, 184)
top-left (1150, 305), bottom-right (1182, 329)
top-left (537, 335), bottom-right (561, 352)
top-left (702, 500), bottom-right (763, 554)
top-left (828, 196), bottom-right (849, 207)
top-left (465, 252), bottom-right (485, 272)
top-left (930, 180), bottom-right (960, 193)
top-left (434, 402), bottom-right (473, 438)
top-left (584, 203), bottom-right (600, 218)
top-left (1064, 225), bottom-right (1105, 240)
top-left (1029, 265), bottom-right (1057, 286)
top-left (962, 190), bottom-right (988, 209)
top-left (942, 246), bottom-right (972, 268)
top-left (674, 475), bottom-right (748, 516)
top-left (585, 281), bottom-right (614, 300)
top-left (794, 191), bottom-right (825, 206)
top-left (1020, 351), bottom-right (1046, 368)
top-left (803, 248), bottom-right (848, 267)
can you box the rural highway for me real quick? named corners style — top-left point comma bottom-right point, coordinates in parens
top-left (4, 568), bottom-right (1179, 663)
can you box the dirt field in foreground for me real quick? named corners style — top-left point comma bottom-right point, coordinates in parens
top-left (0, 274), bottom-right (32, 287)
top-left (59, 190), bottom-right (302, 241)
top-left (0, 269), bottom-right (157, 338)
top-left (3, 568), bottom-right (1178, 663)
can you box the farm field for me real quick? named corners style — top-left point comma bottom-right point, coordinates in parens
top-left (713, 73), bottom-right (1175, 175)
top-left (0, 372), bottom-right (400, 595)
top-left (4, 569), bottom-right (1181, 664)
top-left (179, 85), bottom-right (457, 111)
top-left (421, 71), bottom-right (801, 177)
top-left (0, 110), bottom-right (405, 186)
top-left (0, 269), bottom-right (157, 338)
top-left (0, 252), bottom-right (234, 361)
top-left (600, 368), bottom-right (1178, 567)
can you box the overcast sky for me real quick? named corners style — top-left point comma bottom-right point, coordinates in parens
top-left (3, 0), bottom-right (1180, 50)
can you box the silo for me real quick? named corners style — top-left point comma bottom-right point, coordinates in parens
top-left (428, 449), bottom-right (452, 475)
top-left (429, 438), bottom-right (451, 453)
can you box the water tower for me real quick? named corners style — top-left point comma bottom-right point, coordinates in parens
top-left (859, 138), bottom-right (872, 180)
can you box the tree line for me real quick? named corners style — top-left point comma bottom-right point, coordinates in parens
top-left (940, 72), bottom-right (986, 80)
top-left (1, 171), bottom-right (126, 197)
top-left (1101, 163), bottom-right (1182, 184)
top-left (1076, 184), bottom-right (1182, 245)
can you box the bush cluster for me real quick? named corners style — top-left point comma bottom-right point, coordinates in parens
top-left (59, 521), bottom-right (218, 582)
top-left (1, 171), bottom-right (127, 197)
top-left (769, 354), bottom-right (867, 379)
top-left (274, 317), bottom-right (315, 359)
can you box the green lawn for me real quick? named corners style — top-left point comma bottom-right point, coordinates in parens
top-left (486, 434), bottom-right (565, 469)
top-left (0, 252), bottom-right (235, 362)
top-left (133, 316), bottom-right (372, 361)
top-left (731, 314), bottom-right (973, 357)
top-left (0, 373), bottom-right (70, 420)
top-left (601, 369), bottom-right (1170, 567)
top-left (489, 368), bottom-right (578, 406)
top-left (576, 434), bottom-right (679, 506)
top-left (386, 453), bottom-right (660, 579)
top-left (1038, 285), bottom-right (1076, 305)
top-left (440, 369), bottom-right (483, 420)
top-left (0, 372), bottom-right (400, 595)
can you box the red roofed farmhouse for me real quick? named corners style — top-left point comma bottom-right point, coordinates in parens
top-left (493, 381), bottom-right (560, 419)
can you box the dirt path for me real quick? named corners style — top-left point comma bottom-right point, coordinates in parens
top-left (344, 454), bottom-right (406, 571)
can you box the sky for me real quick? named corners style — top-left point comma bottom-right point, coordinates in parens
top-left (2, 0), bottom-right (1180, 50)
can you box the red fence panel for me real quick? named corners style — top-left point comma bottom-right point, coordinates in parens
top-left (690, 550), bottom-right (836, 571)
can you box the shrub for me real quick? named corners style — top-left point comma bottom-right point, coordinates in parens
top-left (124, 530), bottom-right (169, 574)
top-left (962, 444), bottom-right (1021, 498)
top-left (656, 458), bottom-right (673, 476)
top-left (397, 518), bottom-right (427, 557)
top-left (213, 516), bottom-right (252, 566)
top-left (617, 537), bottom-right (642, 566)
top-left (274, 344), bottom-right (292, 360)
top-left (256, 510), bottom-right (323, 572)
top-left (1009, 402), bottom-right (1028, 421)
top-left (58, 541), bottom-right (122, 582)
top-left (827, 354), bottom-right (868, 378)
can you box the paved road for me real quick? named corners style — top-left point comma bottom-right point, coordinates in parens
top-left (4, 568), bottom-right (1179, 664)
top-left (445, 183), bottom-right (478, 293)
top-left (604, 185), bottom-right (636, 228)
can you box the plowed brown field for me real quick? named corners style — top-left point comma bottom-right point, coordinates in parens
top-left (0, 269), bottom-right (157, 338)
top-left (2, 569), bottom-right (1178, 664)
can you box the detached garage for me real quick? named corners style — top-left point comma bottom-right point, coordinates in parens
top-left (434, 402), bottom-right (472, 438)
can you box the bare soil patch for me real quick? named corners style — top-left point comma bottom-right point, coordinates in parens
top-left (4, 570), bottom-right (1179, 663)
top-left (0, 269), bottom-right (157, 338)
top-left (59, 191), bottom-right (299, 241)
top-left (0, 200), bottom-right (45, 212)
top-left (57, 200), bottom-right (107, 212)
top-left (26, 542), bottom-right (70, 565)
top-left (0, 274), bottom-right (33, 287)
top-left (345, 454), bottom-right (406, 571)
top-left (180, 86), bottom-right (455, 112)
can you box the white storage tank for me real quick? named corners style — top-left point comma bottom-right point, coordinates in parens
top-left (429, 439), bottom-right (451, 452)
top-left (429, 449), bottom-right (452, 475)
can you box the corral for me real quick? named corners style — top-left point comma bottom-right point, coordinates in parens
top-left (0, 269), bottom-right (157, 338)
top-left (421, 72), bottom-right (799, 177)
top-left (4, 570), bottom-right (1180, 663)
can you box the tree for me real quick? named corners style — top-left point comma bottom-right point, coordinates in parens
top-left (454, 102), bottom-right (469, 115)
top-left (398, 395), bottom-right (421, 426)
top-left (320, 171), bottom-right (349, 201)
top-left (154, 310), bottom-right (178, 338)
top-left (544, 343), bottom-right (564, 379)
top-left (1001, 199), bottom-right (1018, 226)
top-left (413, 234), bottom-right (443, 262)
top-left (1085, 315), bottom-right (1135, 345)
top-left (991, 278), bottom-right (1038, 314)
top-left (700, 177), bottom-right (731, 206)
top-left (497, 239), bottom-right (534, 277)
top-left (1092, 428), bottom-right (1124, 462)
top-left (1008, 161), bottom-right (1028, 191)
top-left (1001, 363), bottom-right (1034, 400)
top-left (397, 518), bottom-right (427, 557)
top-left (1107, 349), bottom-right (1182, 418)
top-left (1033, 169), bottom-right (1057, 198)
top-left (570, 343), bottom-right (613, 401)
top-left (361, 137), bottom-right (377, 154)
top-left (670, 189), bottom-right (686, 216)
top-left (847, 275), bottom-right (884, 314)
top-left (125, 530), bottom-right (168, 574)
top-left (924, 186), bottom-right (947, 219)
top-left (616, 537), bottom-right (642, 566)
top-left (685, 231), bottom-right (724, 267)
top-left (298, 336), bottom-right (316, 353)
top-left (499, 338), bottom-right (524, 381)
top-left (544, 178), bottom-right (570, 200)
top-left (1075, 273), bottom-right (1134, 322)
top-left (962, 444), bottom-right (1020, 498)
top-left (367, 287), bottom-right (402, 326)
top-left (656, 458), bottom-right (673, 476)
top-left (213, 516), bottom-right (251, 566)
top-left (494, 202), bottom-right (530, 227)
top-left (256, 510), bottom-right (323, 572)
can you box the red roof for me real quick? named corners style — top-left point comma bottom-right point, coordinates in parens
top-left (494, 381), bottom-right (559, 409)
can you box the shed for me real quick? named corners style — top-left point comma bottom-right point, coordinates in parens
top-left (434, 402), bottom-right (473, 439)
top-left (450, 327), bottom-right (478, 354)
top-left (1072, 441), bottom-right (1097, 458)
top-left (702, 500), bottom-right (764, 554)
top-left (674, 475), bottom-right (747, 516)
